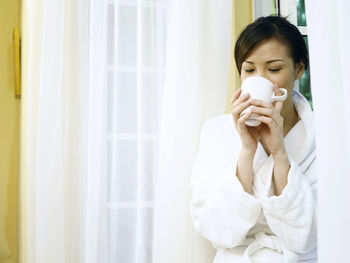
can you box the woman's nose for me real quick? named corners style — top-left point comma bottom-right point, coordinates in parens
top-left (255, 70), bottom-right (267, 79)
top-left (255, 71), bottom-right (267, 79)
top-left (255, 71), bottom-right (271, 82)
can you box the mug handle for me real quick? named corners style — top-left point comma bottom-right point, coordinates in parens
top-left (271, 88), bottom-right (288, 102)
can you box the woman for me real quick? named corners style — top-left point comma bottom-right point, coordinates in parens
top-left (190, 16), bottom-right (317, 262)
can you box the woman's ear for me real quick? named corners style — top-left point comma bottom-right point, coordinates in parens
top-left (295, 62), bottom-right (305, 80)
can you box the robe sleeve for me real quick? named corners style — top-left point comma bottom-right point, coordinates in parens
top-left (190, 119), bottom-right (262, 249)
top-left (261, 155), bottom-right (317, 254)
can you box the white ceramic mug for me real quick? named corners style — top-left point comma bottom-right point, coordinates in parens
top-left (240, 76), bottom-right (288, 127)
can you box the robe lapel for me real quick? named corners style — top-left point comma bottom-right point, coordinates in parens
top-left (252, 89), bottom-right (314, 198)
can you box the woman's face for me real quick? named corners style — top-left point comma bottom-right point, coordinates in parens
top-left (240, 38), bottom-right (304, 93)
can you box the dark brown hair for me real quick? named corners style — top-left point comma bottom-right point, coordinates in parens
top-left (234, 15), bottom-right (309, 74)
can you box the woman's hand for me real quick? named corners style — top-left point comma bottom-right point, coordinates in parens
top-left (249, 85), bottom-right (290, 195)
top-left (248, 84), bottom-right (286, 156)
top-left (231, 89), bottom-right (260, 154)
top-left (231, 89), bottom-right (260, 194)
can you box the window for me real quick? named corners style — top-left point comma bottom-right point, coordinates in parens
top-left (106, 0), bottom-right (168, 262)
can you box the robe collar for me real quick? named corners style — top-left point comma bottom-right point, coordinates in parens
top-left (254, 89), bottom-right (314, 167)
top-left (252, 89), bottom-right (315, 196)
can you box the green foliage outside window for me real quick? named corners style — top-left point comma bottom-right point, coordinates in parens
top-left (297, 0), bottom-right (307, 26)
top-left (296, 0), bottom-right (312, 108)
top-left (298, 37), bottom-right (312, 109)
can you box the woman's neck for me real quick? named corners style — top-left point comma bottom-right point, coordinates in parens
top-left (281, 98), bottom-right (299, 137)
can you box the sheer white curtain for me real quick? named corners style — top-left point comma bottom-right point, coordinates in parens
top-left (22, 0), bottom-right (232, 262)
top-left (21, 0), bottom-right (89, 262)
top-left (305, 0), bottom-right (350, 261)
top-left (85, 0), bottom-right (168, 262)
top-left (22, 0), bottom-right (167, 262)
top-left (153, 0), bottom-right (232, 263)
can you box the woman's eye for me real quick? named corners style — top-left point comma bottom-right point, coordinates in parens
top-left (269, 68), bottom-right (281, 72)
top-left (244, 69), bottom-right (254, 73)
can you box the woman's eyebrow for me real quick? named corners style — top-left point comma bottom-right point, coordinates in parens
top-left (243, 59), bottom-right (285, 64)
top-left (266, 59), bottom-right (285, 63)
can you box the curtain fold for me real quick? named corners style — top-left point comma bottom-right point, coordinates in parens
top-left (34, 1), bottom-right (65, 261)
top-left (20, 0), bottom-right (89, 262)
top-left (305, 0), bottom-right (350, 262)
top-left (84, 0), bottom-right (108, 262)
top-left (153, 1), bottom-right (232, 262)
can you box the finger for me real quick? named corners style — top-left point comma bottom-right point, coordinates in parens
top-left (275, 100), bottom-right (284, 113)
top-left (231, 89), bottom-right (242, 104)
top-left (237, 110), bottom-right (253, 125)
top-left (250, 106), bottom-right (274, 117)
top-left (251, 106), bottom-right (284, 127)
top-left (232, 92), bottom-right (250, 109)
top-left (253, 115), bottom-right (277, 129)
top-left (250, 105), bottom-right (284, 126)
top-left (249, 99), bottom-right (273, 109)
top-left (232, 100), bottom-right (251, 120)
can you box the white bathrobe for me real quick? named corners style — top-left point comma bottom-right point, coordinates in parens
top-left (190, 90), bottom-right (317, 263)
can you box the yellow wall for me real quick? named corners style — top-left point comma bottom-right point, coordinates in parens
top-left (225, 1), bottom-right (252, 114)
top-left (0, 0), bottom-right (21, 262)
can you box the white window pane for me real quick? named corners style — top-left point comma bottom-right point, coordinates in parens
top-left (117, 73), bottom-right (137, 132)
top-left (140, 73), bottom-right (157, 133)
top-left (118, 6), bottom-right (137, 65)
top-left (139, 140), bottom-right (155, 201)
top-left (109, 209), bottom-right (136, 263)
top-left (108, 72), bottom-right (160, 134)
top-left (108, 208), bottom-right (153, 263)
top-left (107, 72), bottom-right (137, 133)
top-left (161, 5), bottom-right (167, 66)
top-left (142, 7), bottom-right (156, 66)
top-left (137, 208), bottom-right (154, 263)
top-left (107, 4), bottom-right (115, 65)
top-left (108, 72), bottom-right (137, 133)
top-left (107, 72), bottom-right (115, 133)
top-left (108, 139), bottom-right (137, 202)
top-left (108, 139), bottom-right (155, 202)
